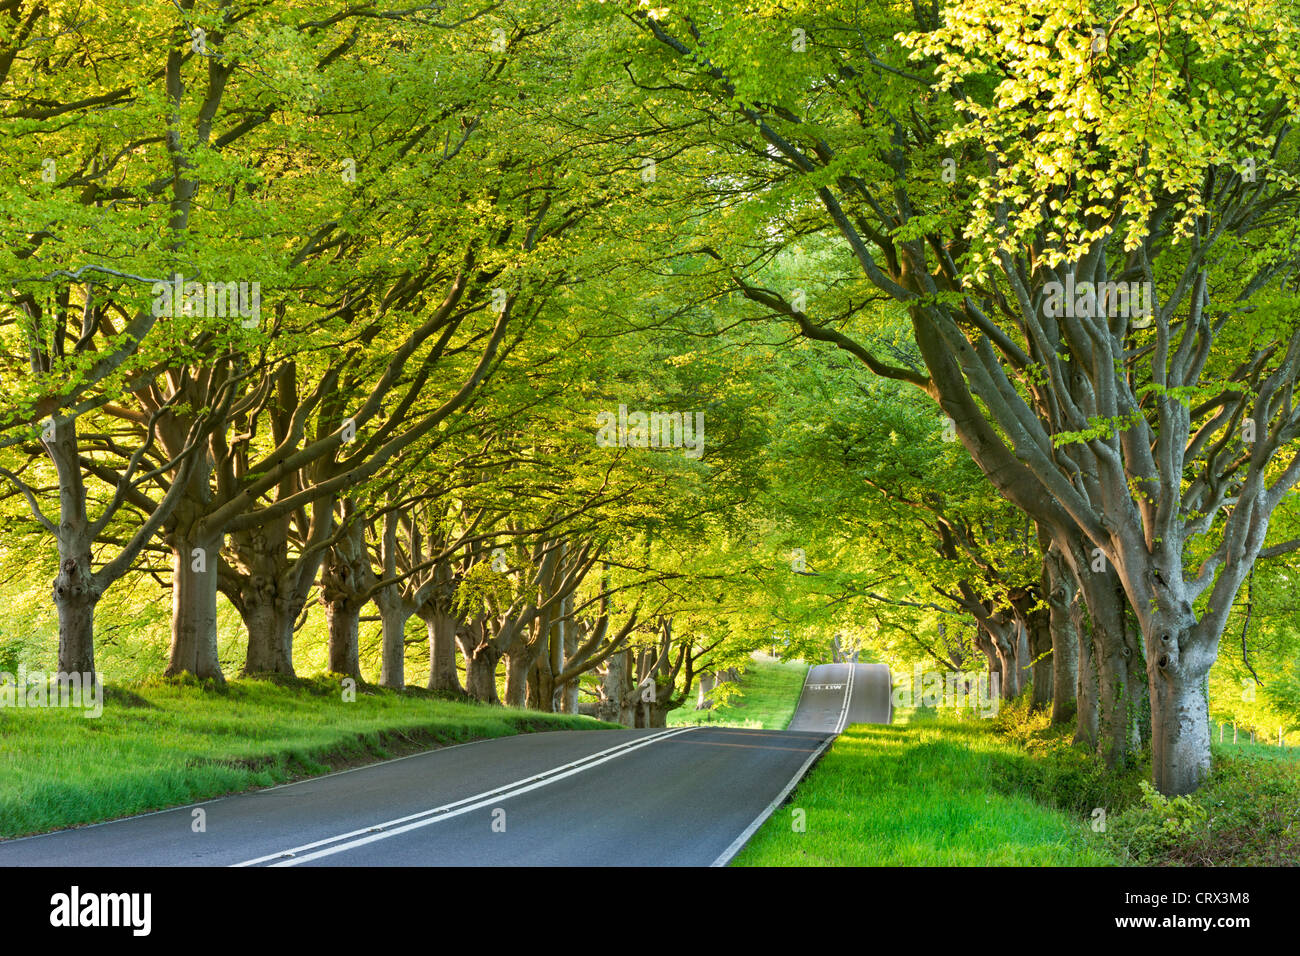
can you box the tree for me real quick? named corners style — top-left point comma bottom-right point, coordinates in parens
top-left (609, 0), bottom-right (1300, 793)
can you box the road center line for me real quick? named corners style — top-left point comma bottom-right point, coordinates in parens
top-left (834, 662), bottom-right (855, 734)
top-left (232, 727), bottom-right (696, 867)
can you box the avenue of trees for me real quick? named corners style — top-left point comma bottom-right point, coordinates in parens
top-left (3, 0), bottom-right (1300, 796)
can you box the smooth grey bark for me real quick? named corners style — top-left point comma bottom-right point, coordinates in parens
top-left (597, 648), bottom-right (635, 725)
top-left (231, 513), bottom-right (318, 677)
top-left (560, 593), bottom-right (579, 713)
top-left (984, 612), bottom-right (1020, 699)
top-left (44, 421), bottom-right (100, 676)
top-left (375, 585), bottom-right (412, 690)
top-left (1074, 605), bottom-right (1101, 748)
top-left (1014, 616), bottom-right (1034, 700)
top-left (418, 559), bottom-right (463, 694)
top-left (319, 515), bottom-right (374, 680)
top-left (1150, 658), bottom-right (1212, 795)
top-left (323, 598), bottom-right (362, 680)
top-left (458, 618), bottom-right (501, 705)
top-left (1043, 547), bottom-right (1080, 724)
top-left (164, 464), bottom-right (224, 681)
top-left (1009, 586), bottom-right (1053, 713)
top-left (504, 639), bottom-right (537, 709)
top-left (165, 527), bottom-right (224, 680)
top-left (973, 624), bottom-right (1002, 690)
top-left (1026, 609), bottom-right (1054, 712)
top-left (53, 556), bottom-right (98, 676)
top-left (419, 604), bottom-right (463, 694)
top-left (696, 671), bottom-right (716, 710)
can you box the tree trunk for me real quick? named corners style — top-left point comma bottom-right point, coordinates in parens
top-left (324, 597), bottom-right (362, 679)
top-left (235, 520), bottom-right (300, 676)
top-left (528, 654), bottom-right (556, 712)
top-left (1015, 621), bottom-right (1033, 697)
top-left (319, 517), bottom-right (373, 681)
top-left (52, 555), bottom-right (98, 676)
top-left (44, 417), bottom-right (100, 678)
top-left (504, 641), bottom-right (536, 708)
top-left (986, 614), bottom-right (1019, 699)
top-left (375, 587), bottom-right (411, 689)
top-left (420, 605), bottom-right (463, 694)
top-left (240, 598), bottom-right (298, 676)
top-left (1043, 549), bottom-right (1079, 725)
top-left (1091, 595), bottom-right (1144, 767)
top-left (1144, 605), bottom-right (1213, 794)
top-left (1067, 548), bottom-right (1143, 766)
top-left (642, 699), bottom-right (672, 728)
top-left (164, 528), bottom-right (225, 681)
top-left (974, 624), bottom-right (1002, 692)
top-left (597, 648), bottom-right (634, 724)
top-left (1026, 608), bottom-right (1053, 712)
top-left (559, 595), bottom-right (579, 713)
top-left (696, 671), bottom-right (716, 710)
top-left (459, 622), bottom-right (501, 704)
top-left (1149, 654), bottom-right (1212, 795)
top-left (1074, 607), bottom-right (1101, 747)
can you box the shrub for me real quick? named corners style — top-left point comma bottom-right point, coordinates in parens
top-left (1106, 757), bottom-right (1300, 865)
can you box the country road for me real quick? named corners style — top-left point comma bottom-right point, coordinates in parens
top-left (0, 662), bottom-right (891, 867)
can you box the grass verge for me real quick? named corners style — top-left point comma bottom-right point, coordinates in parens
top-left (0, 674), bottom-right (615, 839)
top-left (668, 656), bottom-right (810, 731)
top-left (731, 710), bottom-right (1118, 866)
top-left (992, 695), bottom-right (1300, 865)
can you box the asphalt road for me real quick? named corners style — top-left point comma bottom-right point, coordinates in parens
top-left (0, 662), bottom-right (892, 867)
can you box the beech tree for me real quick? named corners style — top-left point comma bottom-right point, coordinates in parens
top-left (605, 0), bottom-right (1300, 793)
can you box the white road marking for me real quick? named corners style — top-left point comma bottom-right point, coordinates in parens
top-left (712, 663), bottom-right (858, 866)
top-left (232, 727), bottom-right (697, 867)
top-left (834, 662), bottom-right (856, 734)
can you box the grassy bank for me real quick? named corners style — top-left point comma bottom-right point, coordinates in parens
top-left (732, 711), bottom-right (1118, 866)
top-left (991, 697), bottom-right (1300, 865)
top-left (0, 675), bottom-right (614, 839)
top-left (668, 656), bottom-right (809, 731)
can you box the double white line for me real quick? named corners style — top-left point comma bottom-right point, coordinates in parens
top-left (832, 662), bottom-right (856, 734)
top-left (233, 726), bottom-right (696, 867)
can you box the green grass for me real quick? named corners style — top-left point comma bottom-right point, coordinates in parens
top-left (0, 674), bottom-right (615, 839)
top-left (731, 710), bottom-right (1118, 866)
top-left (668, 656), bottom-right (810, 730)
top-left (1209, 722), bottom-right (1300, 763)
